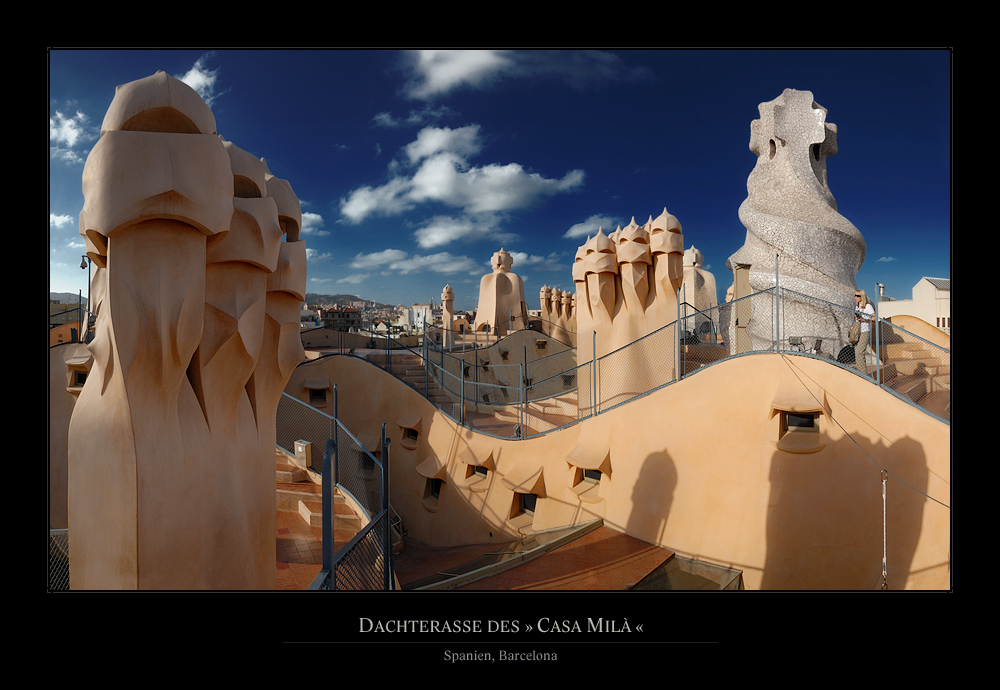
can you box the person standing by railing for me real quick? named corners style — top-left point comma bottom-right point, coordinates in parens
top-left (854, 289), bottom-right (875, 375)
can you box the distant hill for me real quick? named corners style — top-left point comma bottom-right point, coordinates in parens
top-left (50, 292), bottom-right (87, 306)
top-left (306, 292), bottom-right (396, 309)
top-left (306, 292), bottom-right (362, 304)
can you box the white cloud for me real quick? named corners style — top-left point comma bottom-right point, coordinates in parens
top-left (340, 177), bottom-right (415, 223)
top-left (413, 214), bottom-right (520, 249)
top-left (505, 251), bottom-right (567, 272)
top-left (340, 124), bottom-right (584, 231)
top-left (404, 125), bottom-right (482, 164)
top-left (563, 214), bottom-right (620, 239)
top-left (876, 256), bottom-right (897, 263)
top-left (175, 54), bottom-right (223, 107)
top-left (50, 110), bottom-right (94, 164)
top-left (50, 110), bottom-right (90, 148)
top-left (390, 252), bottom-right (479, 275)
top-left (456, 164), bottom-right (584, 215)
top-left (337, 273), bottom-right (369, 285)
top-left (405, 50), bottom-right (514, 100)
top-left (350, 248), bottom-right (409, 270)
top-left (403, 49), bottom-right (653, 101)
top-left (301, 212), bottom-right (328, 236)
top-left (50, 213), bottom-right (75, 229)
top-left (306, 248), bottom-right (332, 262)
top-left (348, 248), bottom-right (479, 276)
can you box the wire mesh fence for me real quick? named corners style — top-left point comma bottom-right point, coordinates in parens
top-left (415, 286), bottom-right (950, 430)
top-left (48, 529), bottom-right (70, 591)
top-left (305, 422), bottom-right (395, 591)
top-left (330, 511), bottom-right (393, 590)
top-left (333, 419), bottom-right (383, 520)
top-left (276, 393), bottom-right (334, 473)
top-left (594, 322), bottom-right (678, 416)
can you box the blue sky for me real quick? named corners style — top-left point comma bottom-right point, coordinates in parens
top-left (49, 49), bottom-right (950, 312)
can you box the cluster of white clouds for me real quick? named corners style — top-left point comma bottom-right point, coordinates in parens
top-left (334, 246), bottom-right (568, 287)
top-left (50, 110), bottom-right (93, 165)
top-left (347, 248), bottom-right (479, 277)
top-left (339, 123), bottom-right (585, 250)
top-left (50, 50), bottom-right (644, 297)
top-left (333, 49), bottom-right (653, 283)
top-left (50, 53), bottom-right (220, 170)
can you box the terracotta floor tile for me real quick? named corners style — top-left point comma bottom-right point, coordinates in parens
top-left (276, 492), bottom-right (671, 591)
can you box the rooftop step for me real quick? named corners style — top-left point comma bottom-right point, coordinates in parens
top-left (888, 373), bottom-right (927, 403)
top-left (276, 460), bottom-right (308, 483)
top-left (298, 498), bottom-right (362, 530)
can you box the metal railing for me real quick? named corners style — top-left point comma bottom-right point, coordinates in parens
top-left (309, 421), bottom-right (394, 591)
top-left (329, 283), bottom-right (949, 444)
top-left (413, 288), bottom-right (948, 432)
top-left (274, 383), bottom-right (397, 591)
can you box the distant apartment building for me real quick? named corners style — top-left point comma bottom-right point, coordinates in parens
top-left (50, 299), bottom-right (85, 327)
top-left (324, 307), bottom-right (362, 331)
top-left (876, 277), bottom-right (950, 334)
top-left (395, 302), bottom-right (440, 332)
top-left (50, 299), bottom-right (89, 345)
top-left (300, 303), bottom-right (322, 328)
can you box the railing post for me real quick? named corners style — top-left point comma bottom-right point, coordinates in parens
top-left (592, 330), bottom-right (597, 416)
top-left (775, 255), bottom-right (780, 352)
top-left (382, 422), bottom-right (393, 591)
top-left (524, 343), bottom-right (528, 394)
top-left (873, 286), bottom-right (881, 386)
top-left (517, 364), bottom-right (526, 438)
top-left (676, 288), bottom-right (681, 382)
top-left (682, 284), bottom-right (687, 377)
top-left (333, 384), bottom-right (339, 486)
top-left (321, 436), bottom-right (333, 583)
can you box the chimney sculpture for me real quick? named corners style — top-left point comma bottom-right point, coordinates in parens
top-left (572, 209), bottom-right (685, 414)
top-left (726, 88), bottom-right (865, 351)
top-left (68, 71), bottom-right (306, 589)
top-left (473, 248), bottom-right (528, 337)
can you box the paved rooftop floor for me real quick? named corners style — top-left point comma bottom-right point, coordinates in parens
top-left (275, 506), bottom-right (673, 591)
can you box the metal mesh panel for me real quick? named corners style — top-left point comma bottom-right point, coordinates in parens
top-left (333, 512), bottom-right (391, 590)
top-left (276, 393), bottom-right (334, 473)
top-left (525, 363), bottom-right (580, 404)
top-left (48, 529), bottom-right (70, 590)
top-left (874, 316), bottom-right (951, 422)
top-left (333, 419), bottom-right (383, 519)
top-left (774, 287), bottom-right (857, 362)
top-left (524, 359), bottom-right (589, 433)
top-left (594, 322), bottom-right (677, 414)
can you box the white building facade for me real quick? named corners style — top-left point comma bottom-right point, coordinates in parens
top-left (876, 277), bottom-right (950, 334)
